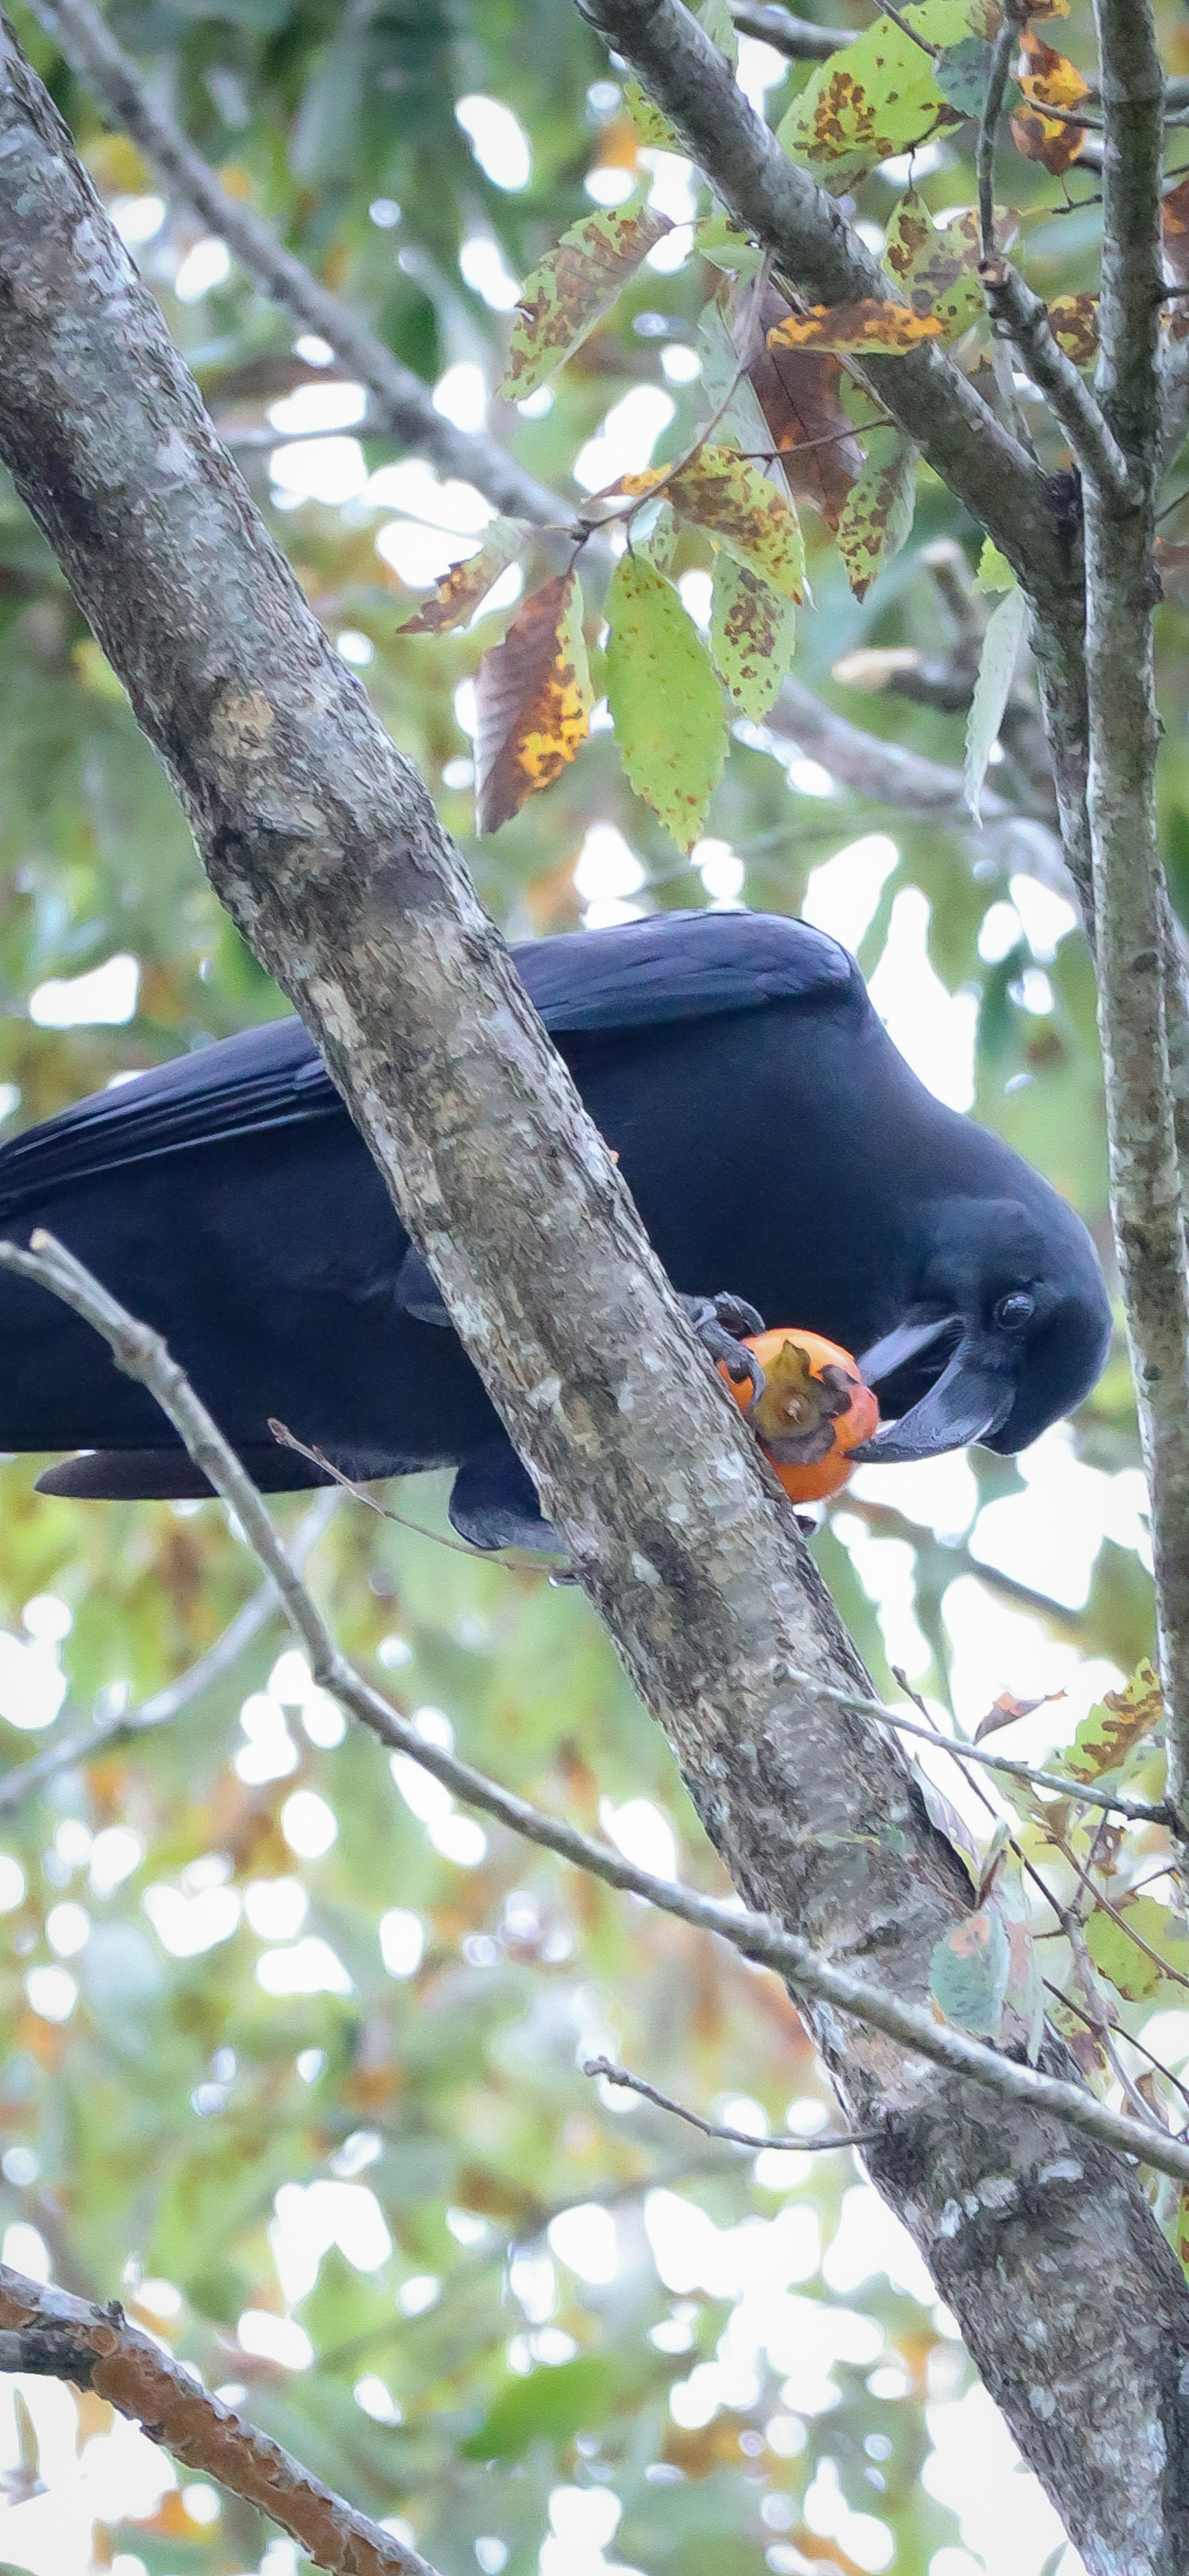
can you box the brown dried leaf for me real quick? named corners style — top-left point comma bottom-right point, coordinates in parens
top-left (767, 299), bottom-right (943, 356)
top-left (746, 286), bottom-right (863, 530)
top-left (474, 571), bottom-right (593, 833)
top-left (401, 521), bottom-right (531, 635)
top-left (1009, 29), bottom-right (1088, 175)
top-left (1047, 292), bottom-right (1098, 367)
top-left (975, 1686), bottom-right (1066, 1743)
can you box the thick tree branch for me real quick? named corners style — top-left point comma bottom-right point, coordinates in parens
top-left (1084, 0), bottom-right (1189, 1852)
top-left (0, 2263), bottom-right (434, 2576)
top-left (0, 1488), bottom-right (337, 1816)
top-left (11, 1227), bottom-right (1189, 2196)
top-left (1, 33), bottom-right (1187, 2564)
top-left (578, 0), bottom-right (1067, 598)
top-left (22, 0), bottom-right (563, 529)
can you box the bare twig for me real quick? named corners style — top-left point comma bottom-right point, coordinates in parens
top-left (729, 1), bottom-right (854, 55)
top-left (977, 3), bottom-right (1022, 261)
top-left (980, 256), bottom-right (1139, 506)
top-left (0, 2263), bottom-right (434, 2576)
top-left (11, 1230), bottom-right (1189, 2191)
top-left (23, 0), bottom-right (561, 530)
top-left (584, 2057), bottom-right (879, 2149)
top-left (779, 1670), bottom-right (1171, 1826)
top-left (0, 1489), bottom-right (338, 1816)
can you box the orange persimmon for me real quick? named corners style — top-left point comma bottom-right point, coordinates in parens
top-left (718, 1327), bottom-right (879, 1503)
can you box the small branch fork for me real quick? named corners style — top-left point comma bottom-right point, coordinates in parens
top-left (0, 2265), bottom-right (434, 2576)
top-left (9, 1227), bottom-right (1189, 2195)
top-left (979, 257), bottom-right (1140, 506)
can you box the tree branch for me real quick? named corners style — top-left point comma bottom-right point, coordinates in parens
top-left (578, 0), bottom-right (1068, 599)
top-left (583, 2057), bottom-right (879, 2148)
top-left (1083, 0), bottom-right (1189, 1854)
top-left (980, 256), bottom-right (1139, 506)
top-left (0, 1488), bottom-right (337, 1817)
top-left (0, 2263), bottom-right (435, 2576)
top-left (730, 3), bottom-right (855, 58)
top-left (10, 1227), bottom-right (1189, 2197)
top-left (1, 33), bottom-right (1187, 2561)
top-left (23, 0), bottom-right (563, 530)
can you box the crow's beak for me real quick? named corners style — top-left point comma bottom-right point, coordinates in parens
top-left (850, 1317), bottom-right (1014, 1463)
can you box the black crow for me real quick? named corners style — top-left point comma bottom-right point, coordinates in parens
top-left (0, 910), bottom-right (1111, 1551)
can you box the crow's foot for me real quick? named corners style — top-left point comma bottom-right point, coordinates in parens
top-left (680, 1292), bottom-right (767, 1408)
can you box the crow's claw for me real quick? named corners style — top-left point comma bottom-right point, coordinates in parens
top-left (681, 1291), bottom-right (767, 1410)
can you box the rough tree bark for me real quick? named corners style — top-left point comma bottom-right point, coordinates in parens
top-left (0, 19), bottom-right (1186, 2568)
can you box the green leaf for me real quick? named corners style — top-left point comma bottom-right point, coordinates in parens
top-left (605, 554), bottom-right (727, 850)
top-left (462, 2355), bottom-right (618, 2459)
top-left (625, 77), bottom-right (683, 150)
top-left (778, 0), bottom-right (971, 195)
top-left (624, 445), bottom-right (804, 600)
top-left (935, 34), bottom-right (996, 114)
top-left (976, 536), bottom-right (1017, 591)
top-left (710, 556), bottom-right (797, 718)
top-left (1085, 1895), bottom-right (1189, 2004)
top-left (930, 1905), bottom-right (1011, 2038)
top-left (882, 187), bottom-right (988, 341)
top-left (694, 212), bottom-right (764, 277)
top-left (499, 206), bottom-right (673, 400)
top-left (1060, 1658), bottom-right (1164, 1787)
top-left (964, 585), bottom-right (1027, 820)
top-left (836, 432), bottom-right (918, 601)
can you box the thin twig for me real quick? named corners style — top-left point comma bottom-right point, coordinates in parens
top-left (583, 2057), bottom-right (878, 2150)
top-left (12, 1230), bottom-right (1189, 2190)
top-left (979, 256), bottom-right (1140, 505)
top-left (977, 6), bottom-right (1022, 263)
top-left (729, 1), bottom-right (854, 55)
top-left (24, 0), bottom-right (561, 530)
top-left (778, 1670), bottom-right (1171, 1825)
top-left (0, 1489), bottom-right (338, 1816)
top-left (0, 2264), bottom-right (434, 2576)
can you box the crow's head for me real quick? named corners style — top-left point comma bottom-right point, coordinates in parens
top-left (850, 1194), bottom-right (1112, 1464)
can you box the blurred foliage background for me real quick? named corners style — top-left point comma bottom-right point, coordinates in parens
top-left (0, 0), bottom-right (1181, 2571)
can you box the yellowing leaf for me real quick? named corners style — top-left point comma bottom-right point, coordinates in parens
top-left (883, 189), bottom-right (995, 341)
top-left (1009, 31), bottom-right (1088, 175)
top-left (475, 570), bottom-right (593, 833)
top-left (778, 1), bottom-right (970, 196)
top-left (710, 557), bottom-right (797, 718)
top-left (930, 1906), bottom-right (1010, 2039)
top-left (499, 207), bottom-right (673, 400)
top-left (401, 521), bottom-right (531, 635)
top-left (1085, 1895), bottom-right (1189, 2005)
top-left (1047, 293), bottom-right (1098, 368)
top-left (767, 300), bottom-right (942, 356)
top-left (605, 555), bottom-right (726, 851)
top-left (1062, 1658), bottom-right (1164, 1786)
top-left (625, 78), bottom-right (683, 151)
top-left (976, 536), bottom-right (1016, 591)
top-left (836, 431), bottom-right (918, 600)
top-left (622, 445), bottom-right (805, 600)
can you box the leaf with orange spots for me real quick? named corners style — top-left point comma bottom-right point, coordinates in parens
top-left (836, 431), bottom-right (919, 600)
top-left (1009, 29), bottom-right (1088, 175)
top-left (499, 206), bottom-right (674, 400)
top-left (474, 571), bottom-right (593, 833)
top-left (400, 520), bottom-right (531, 635)
top-left (621, 444), bottom-right (805, 599)
top-left (767, 300), bottom-right (943, 357)
top-left (778, 0), bottom-right (971, 194)
top-left (746, 286), bottom-right (864, 529)
top-left (709, 557), bottom-right (797, 719)
top-left (605, 554), bottom-right (726, 851)
top-left (1047, 292), bottom-right (1099, 367)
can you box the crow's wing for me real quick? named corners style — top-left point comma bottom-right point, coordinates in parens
top-left (0, 912), bottom-right (857, 1214)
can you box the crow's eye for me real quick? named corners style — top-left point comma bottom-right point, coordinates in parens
top-left (994, 1290), bottom-right (1036, 1331)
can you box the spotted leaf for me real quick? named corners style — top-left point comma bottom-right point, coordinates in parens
top-left (1085, 1896), bottom-right (1189, 2006)
top-left (709, 557), bottom-right (797, 719)
top-left (1009, 30), bottom-right (1088, 176)
top-left (621, 445), bottom-right (805, 600)
top-left (1047, 292), bottom-right (1098, 368)
top-left (474, 571), bottom-right (593, 833)
top-left (400, 521), bottom-right (531, 635)
top-left (605, 555), bottom-right (726, 851)
top-left (767, 300), bottom-right (942, 356)
top-left (777, 0), bottom-right (971, 195)
top-left (1163, 179), bottom-right (1189, 341)
top-left (747, 286), bottom-right (864, 528)
top-left (499, 207), bottom-right (673, 400)
top-left (836, 432), bottom-right (919, 601)
top-left (1060, 1658), bottom-right (1163, 1787)
top-left (883, 188), bottom-right (1002, 341)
